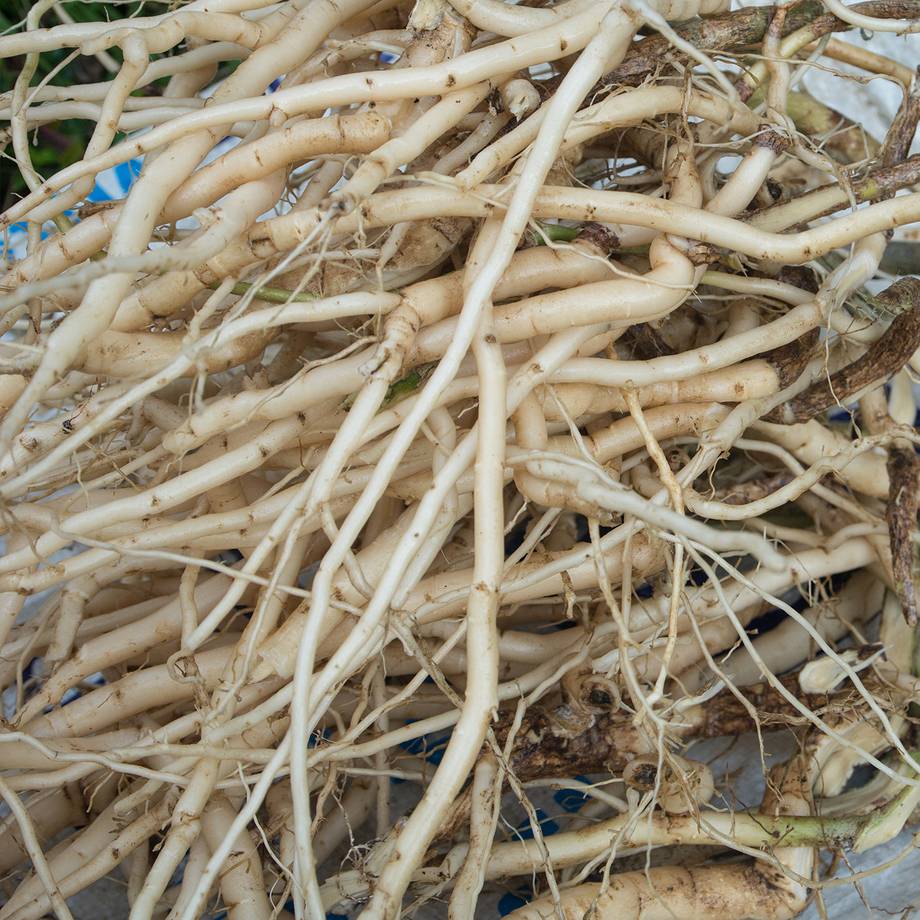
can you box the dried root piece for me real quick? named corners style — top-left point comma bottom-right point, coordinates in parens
top-left (771, 278), bottom-right (920, 423)
top-left (887, 446), bottom-right (920, 625)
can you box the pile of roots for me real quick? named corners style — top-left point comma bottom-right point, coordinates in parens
top-left (1, 0), bottom-right (920, 917)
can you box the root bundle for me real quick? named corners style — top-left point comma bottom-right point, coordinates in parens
top-left (1, 0), bottom-right (920, 917)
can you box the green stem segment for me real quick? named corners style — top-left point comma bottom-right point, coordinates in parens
top-left (217, 281), bottom-right (318, 304)
top-left (528, 222), bottom-right (581, 245)
top-left (743, 751), bottom-right (920, 854)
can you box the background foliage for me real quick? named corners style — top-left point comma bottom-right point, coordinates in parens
top-left (0, 1), bottom-right (155, 212)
